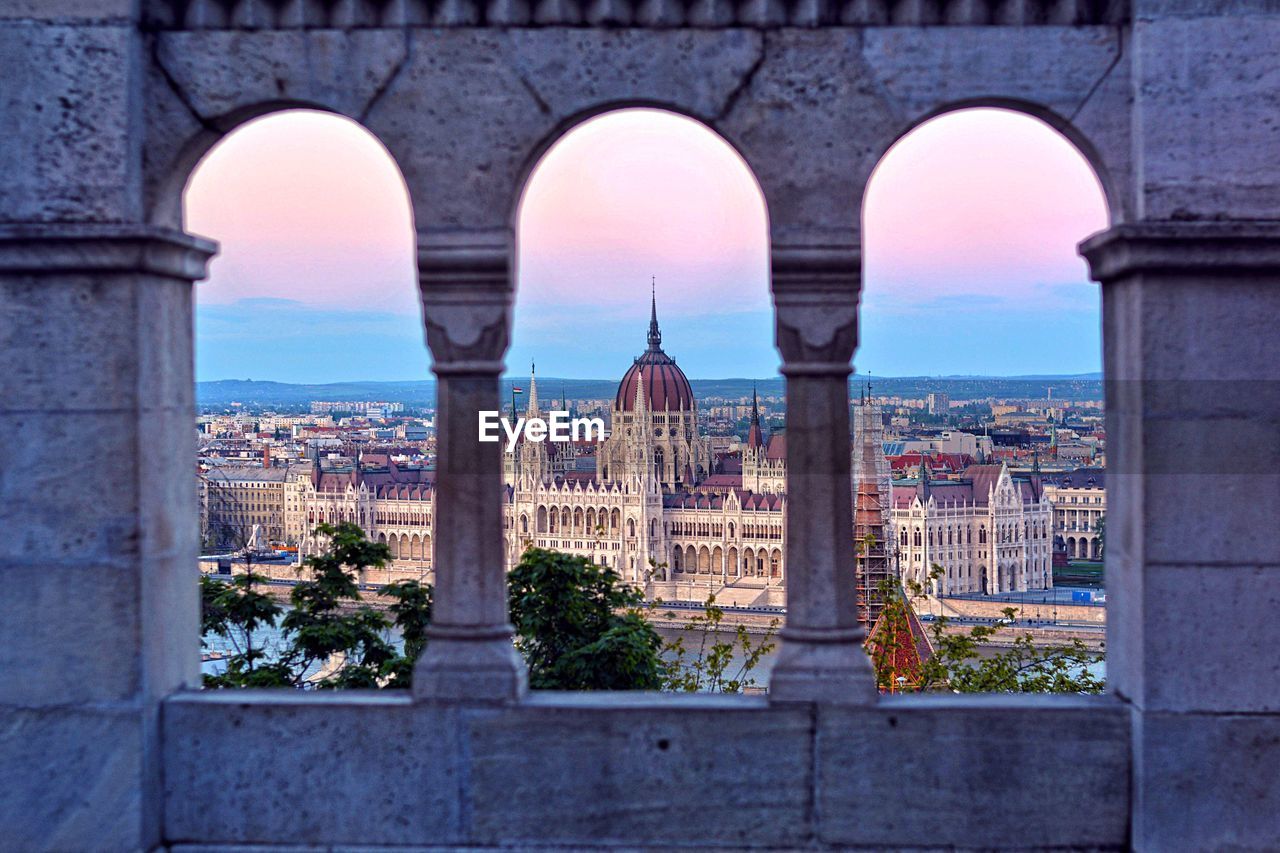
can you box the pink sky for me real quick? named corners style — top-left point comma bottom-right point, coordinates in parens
top-left (185, 111), bottom-right (418, 316)
top-left (185, 107), bottom-right (1107, 381)
top-left (863, 108), bottom-right (1108, 312)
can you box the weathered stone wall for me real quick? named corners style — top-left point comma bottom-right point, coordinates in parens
top-left (2, 2), bottom-right (1279, 850)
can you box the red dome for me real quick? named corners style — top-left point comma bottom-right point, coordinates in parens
top-left (616, 349), bottom-right (695, 412)
top-left (615, 284), bottom-right (694, 412)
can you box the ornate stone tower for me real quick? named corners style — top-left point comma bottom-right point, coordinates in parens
top-left (597, 284), bottom-right (709, 490)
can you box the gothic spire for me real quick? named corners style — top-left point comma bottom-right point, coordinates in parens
top-left (746, 383), bottom-right (765, 450)
top-left (527, 360), bottom-right (539, 415)
top-left (647, 276), bottom-right (662, 351)
top-left (633, 362), bottom-right (647, 416)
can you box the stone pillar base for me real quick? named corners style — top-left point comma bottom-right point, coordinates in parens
top-left (413, 628), bottom-right (528, 703)
top-left (768, 629), bottom-right (877, 705)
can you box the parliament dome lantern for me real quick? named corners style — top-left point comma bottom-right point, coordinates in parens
top-left (614, 286), bottom-right (695, 413)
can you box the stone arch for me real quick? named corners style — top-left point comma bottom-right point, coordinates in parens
top-left (671, 548), bottom-right (682, 573)
top-left (727, 547), bottom-right (738, 577)
top-left (712, 546), bottom-right (723, 574)
top-left (549, 506), bottom-right (559, 533)
top-left (685, 545), bottom-right (697, 574)
top-left (159, 105), bottom-right (418, 239)
top-left (865, 100), bottom-right (1123, 227)
top-left (410, 533), bottom-right (422, 561)
top-left (398, 534), bottom-right (409, 561)
top-left (510, 105), bottom-right (770, 239)
top-left (770, 548), bottom-right (782, 578)
top-left (537, 505), bottom-right (548, 533)
top-left (573, 506), bottom-right (584, 535)
top-left (697, 546), bottom-right (711, 574)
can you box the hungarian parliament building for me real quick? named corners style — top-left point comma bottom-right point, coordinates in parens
top-left (282, 298), bottom-right (1053, 611)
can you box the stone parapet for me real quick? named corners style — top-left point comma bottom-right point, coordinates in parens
top-left (161, 691), bottom-right (1130, 849)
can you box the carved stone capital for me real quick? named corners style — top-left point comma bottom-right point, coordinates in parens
top-left (1080, 221), bottom-right (1280, 284)
top-left (418, 232), bottom-right (512, 371)
top-left (771, 244), bottom-right (860, 372)
top-left (0, 223), bottom-right (216, 281)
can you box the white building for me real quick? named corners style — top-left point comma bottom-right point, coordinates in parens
top-left (892, 462), bottom-right (1054, 596)
top-left (1041, 467), bottom-right (1106, 561)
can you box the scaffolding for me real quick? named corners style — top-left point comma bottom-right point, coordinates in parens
top-left (852, 391), bottom-right (896, 627)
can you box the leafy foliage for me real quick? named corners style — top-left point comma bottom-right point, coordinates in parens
top-left (201, 522), bottom-right (430, 689)
top-left (920, 610), bottom-right (1105, 694)
top-left (200, 571), bottom-right (291, 688)
top-left (508, 547), bottom-right (665, 690)
top-left (659, 594), bottom-right (778, 693)
top-left (198, 532), bottom-right (785, 699)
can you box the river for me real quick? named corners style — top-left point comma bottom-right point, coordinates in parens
top-left (204, 617), bottom-right (1101, 688)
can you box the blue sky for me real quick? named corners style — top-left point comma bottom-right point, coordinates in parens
top-left (195, 290), bottom-right (1101, 382)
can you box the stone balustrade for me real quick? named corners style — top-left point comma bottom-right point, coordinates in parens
top-left (140, 0), bottom-right (1129, 30)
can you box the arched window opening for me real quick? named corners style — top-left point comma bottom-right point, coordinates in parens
top-left (187, 109), bottom-right (422, 688)
top-left (508, 106), bottom-right (777, 687)
top-left (864, 107), bottom-right (1108, 690)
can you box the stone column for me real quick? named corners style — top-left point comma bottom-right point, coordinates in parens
top-left (1081, 222), bottom-right (1280, 850)
top-left (767, 245), bottom-right (876, 704)
top-left (412, 233), bottom-right (527, 703)
top-left (0, 224), bottom-right (214, 848)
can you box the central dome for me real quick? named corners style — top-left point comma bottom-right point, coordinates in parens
top-left (614, 287), bottom-right (695, 412)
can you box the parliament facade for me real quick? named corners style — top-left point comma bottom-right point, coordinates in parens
top-left (287, 297), bottom-right (1050, 605)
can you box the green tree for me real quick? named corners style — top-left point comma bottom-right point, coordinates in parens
top-left (201, 522), bottom-right (431, 689)
top-left (203, 534), bottom-right (772, 694)
top-left (507, 547), bottom-right (666, 690)
top-left (200, 571), bottom-right (290, 688)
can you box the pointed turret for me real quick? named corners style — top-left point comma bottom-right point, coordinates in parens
top-left (647, 276), bottom-right (662, 352)
top-left (633, 362), bottom-right (647, 416)
top-left (746, 384), bottom-right (765, 450)
top-left (526, 360), bottom-right (539, 416)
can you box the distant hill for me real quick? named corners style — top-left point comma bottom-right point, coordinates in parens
top-left (197, 379), bottom-right (440, 407)
top-left (198, 373), bottom-right (1103, 408)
